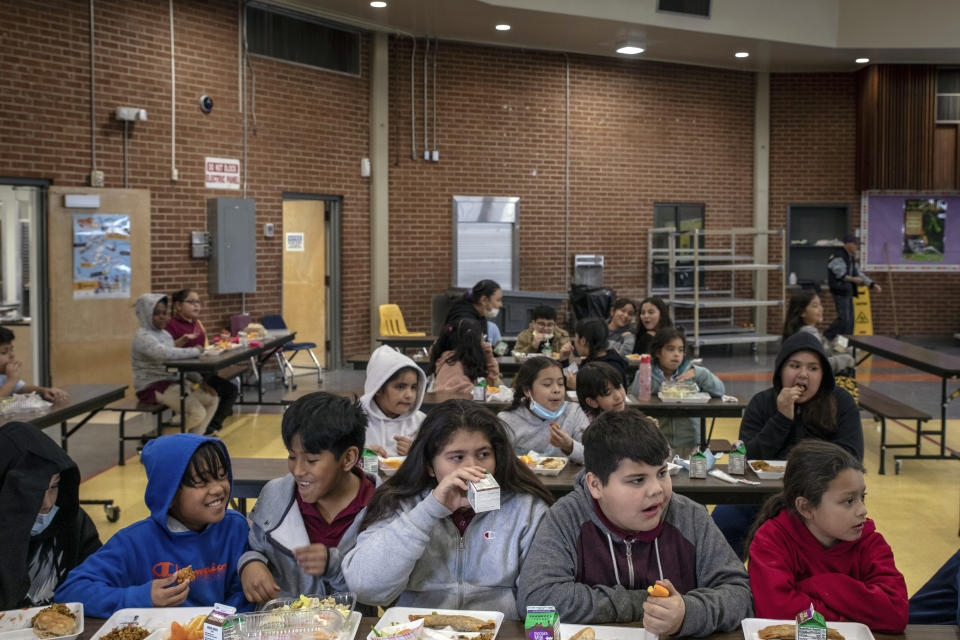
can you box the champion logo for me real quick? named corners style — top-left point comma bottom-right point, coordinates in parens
top-left (483, 530), bottom-right (495, 540)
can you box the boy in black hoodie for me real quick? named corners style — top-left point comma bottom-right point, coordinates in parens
top-left (0, 422), bottom-right (101, 608)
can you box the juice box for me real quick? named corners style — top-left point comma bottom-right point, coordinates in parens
top-left (361, 449), bottom-right (379, 476)
top-left (203, 603), bottom-right (237, 640)
top-left (524, 606), bottom-right (560, 640)
top-left (795, 603), bottom-right (827, 640)
top-left (728, 440), bottom-right (746, 475)
top-left (467, 472), bottom-right (500, 512)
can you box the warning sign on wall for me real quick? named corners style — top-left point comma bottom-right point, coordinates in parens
top-left (853, 286), bottom-right (873, 335)
top-left (205, 157), bottom-right (240, 190)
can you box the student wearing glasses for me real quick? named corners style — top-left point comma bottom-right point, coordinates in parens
top-left (165, 289), bottom-right (239, 435)
top-left (514, 305), bottom-right (573, 357)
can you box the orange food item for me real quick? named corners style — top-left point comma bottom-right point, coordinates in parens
top-left (382, 459), bottom-right (402, 469)
top-left (519, 455), bottom-right (536, 466)
top-left (647, 584), bottom-right (669, 598)
top-left (171, 615), bottom-right (206, 640)
top-left (170, 622), bottom-right (187, 640)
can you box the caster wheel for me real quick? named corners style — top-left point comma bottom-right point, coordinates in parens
top-left (106, 505), bottom-right (121, 522)
top-left (894, 459), bottom-right (902, 475)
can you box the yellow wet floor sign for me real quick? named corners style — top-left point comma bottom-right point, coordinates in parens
top-left (853, 285), bottom-right (873, 335)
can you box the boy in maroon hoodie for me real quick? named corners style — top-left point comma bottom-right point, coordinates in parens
top-left (746, 440), bottom-right (907, 633)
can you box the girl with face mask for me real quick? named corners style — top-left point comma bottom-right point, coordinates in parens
top-left (0, 422), bottom-right (102, 608)
top-left (498, 356), bottom-right (590, 463)
top-left (443, 279), bottom-right (503, 327)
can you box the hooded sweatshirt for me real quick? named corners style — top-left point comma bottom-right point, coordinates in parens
top-left (498, 401), bottom-right (590, 464)
top-left (739, 331), bottom-right (863, 461)
top-left (360, 346), bottom-right (427, 456)
top-left (517, 472), bottom-right (752, 633)
top-left (54, 434), bottom-right (251, 616)
top-left (342, 489), bottom-right (549, 618)
top-left (749, 510), bottom-right (908, 633)
top-left (0, 422), bottom-right (101, 609)
top-left (131, 293), bottom-right (203, 395)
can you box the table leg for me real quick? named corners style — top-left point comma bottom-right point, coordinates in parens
top-left (61, 421), bottom-right (68, 451)
top-left (941, 376), bottom-right (948, 458)
top-left (700, 417), bottom-right (707, 451)
top-left (179, 371), bottom-right (187, 433)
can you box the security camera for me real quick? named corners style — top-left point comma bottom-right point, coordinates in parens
top-left (199, 95), bottom-right (213, 114)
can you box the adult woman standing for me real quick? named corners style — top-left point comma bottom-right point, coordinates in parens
top-left (165, 288), bottom-right (238, 435)
top-left (444, 280), bottom-right (503, 327)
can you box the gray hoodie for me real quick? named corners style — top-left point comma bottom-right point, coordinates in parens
top-left (498, 402), bottom-right (590, 464)
top-left (517, 473), bottom-right (752, 633)
top-left (342, 489), bottom-right (549, 618)
top-left (360, 346), bottom-right (427, 457)
top-left (237, 473), bottom-right (376, 601)
top-left (130, 293), bottom-right (202, 392)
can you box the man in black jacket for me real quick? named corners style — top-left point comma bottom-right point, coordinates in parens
top-left (825, 234), bottom-right (881, 340)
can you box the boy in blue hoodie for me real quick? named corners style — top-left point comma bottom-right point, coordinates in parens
top-left (55, 434), bottom-right (250, 616)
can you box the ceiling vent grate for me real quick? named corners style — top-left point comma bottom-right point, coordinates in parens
top-left (657, 0), bottom-right (711, 18)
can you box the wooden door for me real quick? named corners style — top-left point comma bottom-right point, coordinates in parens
top-left (933, 124), bottom-right (958, 189)
top-left (282, 200), bottom-right (326, 366)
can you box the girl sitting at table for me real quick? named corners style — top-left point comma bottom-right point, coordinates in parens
top-left (644, 327), bottom-right (724, 455)
top-left (565, 317), bottom-right (630, 390)
top-left (427, 319), bottom-right (499, 393)
top-left (606, 298), bottom-right (637, 358)
top-left (0, 422), bottom-right (101, 609)
top-left (165, 288), bottom-right (239, 435)
top-left (342, 399), bottom-right (553, 618)
top-left (746, 440), bottom-right (908, 633)
top-left (634, 296), bottom-right (672, 356)
top-left (575, 361), bottom-right (627, 422)
top-left (782, 288), bottom-right (856, 376)
top-left (499, 356), bottom-right (590, 463)
top-left (712, 330), bottom-right (864, 558)
top-left (131, 293), bottom-right (218, 434)
top-left (361, 345), bottom-right (426, 457)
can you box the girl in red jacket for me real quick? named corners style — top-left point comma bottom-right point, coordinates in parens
top-left (745, 440), bottom-right (908, 633)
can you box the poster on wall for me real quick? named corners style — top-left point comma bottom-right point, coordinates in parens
top-left (861, 191), bottom-right (960, 271)
top-left (285, 232), bottom-right (305, 252)
top-left (73, 214), bottom-right (132, 299)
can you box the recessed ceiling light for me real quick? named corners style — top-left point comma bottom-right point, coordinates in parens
top-left (855, 57), bottom-right (870, 64)
top-left (495, 24), bottom-right (511, 31)
top-left (734, 51), bottom-right (750, 58)
top-left (369, 1), bottom-right (387, 6)
top-left (616, 45), bottom-right (645, 55)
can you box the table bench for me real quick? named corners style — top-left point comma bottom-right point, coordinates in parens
top-left (103, 399), bottom-right (170, 466)
top-left (856, 384), bottom-right (932, 475)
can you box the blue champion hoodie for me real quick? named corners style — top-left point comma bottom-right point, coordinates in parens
top-left (55, 434), bottom-right (251, 616)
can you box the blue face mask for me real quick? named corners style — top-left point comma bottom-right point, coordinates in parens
top-left (529, 399), bottom-right (567, 421)
top-left (31, 505), bottom-right (59, 536)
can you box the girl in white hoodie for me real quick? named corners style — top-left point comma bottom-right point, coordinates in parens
top-left (360, 346), bottom-right (427, 457)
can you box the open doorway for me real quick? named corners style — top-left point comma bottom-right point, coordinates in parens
top-left (281, 193), bottom-right (343, 369)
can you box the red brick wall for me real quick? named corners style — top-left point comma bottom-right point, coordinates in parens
top-left (0, 0), bottom-right (370, 354)
top-left (769, 73), bottom-right (958, 335)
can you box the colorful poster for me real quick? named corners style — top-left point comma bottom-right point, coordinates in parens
top-left (73, 214), bottom-right (131, 299)
top-left (902, 199), bottom-right (945, 261)
top-left (861, 191), bottom-right (960, 271)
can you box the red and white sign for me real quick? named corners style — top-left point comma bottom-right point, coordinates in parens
top-left (204, 157), bottom-right (241, 190)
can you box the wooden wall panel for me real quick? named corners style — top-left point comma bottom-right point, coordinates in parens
top-left (934, 124), bottom-right (959, 189)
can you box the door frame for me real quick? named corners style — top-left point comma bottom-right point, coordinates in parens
top-left (281, 192), bottom-right (343, 368)
top-left (0, 176), bottom-right (51, 386)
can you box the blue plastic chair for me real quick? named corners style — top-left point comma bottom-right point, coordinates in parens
top-left (261, 314), bottom-right (322, 388)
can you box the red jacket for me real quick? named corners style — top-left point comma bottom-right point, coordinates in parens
top-left (748, 510), bottom-right (907, 633)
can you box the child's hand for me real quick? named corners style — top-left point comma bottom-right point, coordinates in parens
top-left (393, 436), bottom-right (412, 456)
top-left (559, 342), bottom-right (574, 359)
top-left (564, 372), bottom-right (577, 390)
top-left (151, 574), bottom-right (190, 607)
top-left (642, 579), bottom-right (685, 636)
top-left (174, 334), bottom-right (197, 347)
top-left (777, 385), bottom-right (804, 419)
top-left (677, 369), bottom-right (695, 382)
top-left (241, 560), bottom-right (280, 604)
top-left (40, 387), bottom-right (69, 403)
top-left (432, 465), bottom-right (488, 512)
top-left (5, 359), bottom-right (21, 379)
top-left (548, 422), bottom-right (574, 455)
top-left (293, 543), bottom-right (329, 576)
top-left (367, 444), bottom-right (388, 458)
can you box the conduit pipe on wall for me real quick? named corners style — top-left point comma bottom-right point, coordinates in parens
top-left (411, 36), bottom-right (416, 160)
top-left (432, 37), bottom-right (438, 161)
top-left (564, 54), bottom-right (571, 294)
top-left (170, 0), bottom-right (176, 181)
top-left (423, 37), bottom-right (429, 160)
top-left (89, 0), bottom-right (97, 179)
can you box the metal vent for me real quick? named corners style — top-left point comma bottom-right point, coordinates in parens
top-left (245, 4), bottom-right (361, 76)
top-left (937, 68), bottom-right (960, 123)
top-left (657, 0), bottom-right (711, 18)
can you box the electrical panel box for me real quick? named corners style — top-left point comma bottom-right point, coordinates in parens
top-left (207, 198), bottom-right (256, 294)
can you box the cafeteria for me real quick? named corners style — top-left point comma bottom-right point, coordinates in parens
top-left (1, 1), bottom-right (958, 639)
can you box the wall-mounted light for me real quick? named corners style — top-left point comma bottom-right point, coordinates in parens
top-left (115, 107), bottom-right (147, 121)
top-left (64, 194), bottom-right (101, 208)
top-left (734, 51), bottom-right (750, 58)
top-left (855, 57), bottom-right (870, 64)
top-left (616, 44), bottom-right (645, 55)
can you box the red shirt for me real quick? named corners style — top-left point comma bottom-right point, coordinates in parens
top-left (165, 316), bottom-right (206, 349)
top-left (295, 467), bottom-right (375, 547)
top-left (450, 508), bottom-right (476, 536)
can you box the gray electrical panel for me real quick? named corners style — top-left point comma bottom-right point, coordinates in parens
top-left (207, 198), bottom-right (256, 294)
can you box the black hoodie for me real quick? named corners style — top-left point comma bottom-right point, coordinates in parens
top-left (738, 332), bottom-right (863, 461)
top-left (0, 422), bottom-right (101, 608)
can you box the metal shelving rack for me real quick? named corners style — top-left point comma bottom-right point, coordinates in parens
top-left (647, 227), bottom-right (786, 354)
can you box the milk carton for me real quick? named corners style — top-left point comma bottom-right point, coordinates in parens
top-left (524, 606), bottom-right (560, 640)
top-left (795, 603), bottom-right (827, 640)
top-left (689, 449), bottom-right (707, 479)
top-left (728, 440), bottom-right (746, 475)
top-left (467, 472), bottom-right (500, 512)
top-left (203, 603), bottom-right (237, 640)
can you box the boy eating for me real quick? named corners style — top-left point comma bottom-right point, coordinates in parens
top-left (0, 327), bottom-right (68, 402)
top-left (514, 305), bottom-right (572, 356)
top-left (239, 392), bottom-right (375, 604)
top-left (517, 408), bottom-right (751, 635)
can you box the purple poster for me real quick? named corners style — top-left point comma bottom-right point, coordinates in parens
top-left (861, 191), bottom-right (960, 271)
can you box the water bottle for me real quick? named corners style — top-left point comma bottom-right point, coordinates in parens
top-left (542, 337), bottom-right (553, 358)
top-left (636, 354), bottom-right (652, 401)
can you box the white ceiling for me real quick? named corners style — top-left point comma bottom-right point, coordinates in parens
top-left (264, 0), bottom-right (960, 72)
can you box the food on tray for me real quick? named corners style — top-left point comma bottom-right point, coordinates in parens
top-left (540, 458), bottom-right (564, 470)
top-left (567, 628), bottom-right (595, 640)
top-left (757, 623), bottom-right (845, 640)
top-left (646, 583), bottom-right (669, 598)
top-left (487, 387), bottom-right (500, 394)
top-left (381, 459), bottom-right (403, 469)
top-left (751, 460), bottom-right (785, 473)
top-left (100, 626), bottom-right (150, 640)
top-left (31, 604), bottom-right (76, 639)
top-left (457, 635), bottom-right (493, 640)
top-left (169, 615), bottom-right (206, 640)
top-left (407, 614), bottom-right (495, 632)
top-left (176, 565), bottom-right (195, 584)
top-left (279, 594), bottom-right (352, 619)
top-left (519, 455), bottom-right (536, 466)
